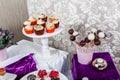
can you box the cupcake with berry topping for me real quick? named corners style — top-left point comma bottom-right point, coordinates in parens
top-left (37, 19), bottom-right (46, 28)
top-left (28, 16), bottom-right (37, 25)
top-left (23, 20), bottom-right (31, 27)
top-left (38, 13), bottom-right (47, 22)
top-left (46, 23), bottom-right (55, 33)
top-left (49, 70), bottom-right (60, 80)
top-left (38, 70), bottom-right (47, 80)
top-left (52, 20), bottom-right (59, 28)
top-left (34, 25), bottom-right (44, 35)
top-left (24, 25), bottom-right (34, 34)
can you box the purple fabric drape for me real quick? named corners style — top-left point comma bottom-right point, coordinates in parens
top-left (72, 52), bottom-right (120, 80)
top-left (5, 53), bottom-right (37, 80)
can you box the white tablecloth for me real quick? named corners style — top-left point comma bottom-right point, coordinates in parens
top-left (0, 40), bottom-right (73, 80)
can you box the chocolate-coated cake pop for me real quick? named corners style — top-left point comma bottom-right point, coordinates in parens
top-left (94, 39), bottom-right (101, 45)
top-left (80, 40), bottom-right (86, 47)
top-left (70, 35), bottom-right (76, 41)
top-left (68, 29), bottom-right (74, 34)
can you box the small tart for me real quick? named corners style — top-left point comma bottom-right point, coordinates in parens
top-left (52, 20), bottom-right (59, 28)
top-left (37, 19), bottom-right (46, 27)
top-left (49, 16), bottom-right (58, 22)
top-left (23, 21), bottom-right (31, 27)
top-left (27, 74), bottom-right (36, 80)
top-left (38, 13), bottom-right (47, 22)
top-left (24, 25), bottom-right (34, 34)
top-left (28, 16), bottom-right (37, 25)
top-left (34, 25), bottom-right (44, 35)
top-left (46, 23), bottom-right (55, 33)
top-left (0, 68), bottom-right (6, 76)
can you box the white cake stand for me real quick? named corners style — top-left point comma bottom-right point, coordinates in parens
top-left (22, 27), bottom-right (62, 59)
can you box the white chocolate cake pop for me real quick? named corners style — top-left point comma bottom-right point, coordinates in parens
top-left (98, 32), bottom-right (105, 38)
top-left (87, 33), bottom-right (95, 40)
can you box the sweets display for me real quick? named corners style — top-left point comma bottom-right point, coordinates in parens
top-left (26, 70), bottom-right (59, 80)
top-left (68, 28), bottom-right (110, 47)
top-left (23, 13), bottom-right (60, 35)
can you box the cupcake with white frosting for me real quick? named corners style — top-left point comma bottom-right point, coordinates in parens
top-left (24, 25), bottom-right (34, 34)
top-left (49, 16), bottom-right (58, 23)
top-left (34, 25), bottom-right (44, 35)
top-left (46, 23), bottom-right (55, 33)
top-left (28, 16), bottom-right (37, 25)
top-left (52, 20), bottom-right (59, 28)
top-left (38, 13), bottom-right (47, 22)
top-left (23, 21), bottom-right (31, 27)
top-left (37, 19), bottom-right (46, 28)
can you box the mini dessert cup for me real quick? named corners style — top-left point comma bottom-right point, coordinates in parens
top-left (37, 19), bottom-right (46, 28)
top-left (24, 25), bottom-right (34, 34)
top-left (27, 74), bottom-right (37, 80)
top-left (38, 13), bottom-right (47, 22)
top-left (34, 25), bottom-right (44, 35)
top-left (23, 21), bottom-right (31, 27)
top-left (0, 68), bottom-right (6, 76)
top-left (76, 42), bottom-right (94, 64)
top-left (46, 23), bottom-right (55, 33)
top-left (52, 20), bottom-right (59, 28)
top-left (28, 16), bottom-right (37, 25)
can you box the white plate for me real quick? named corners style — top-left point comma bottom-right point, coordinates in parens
top-left (0, 73), bottom-right (17, 80)
top-left (20, 71), bottom-right (68, 80)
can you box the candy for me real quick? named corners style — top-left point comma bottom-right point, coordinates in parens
top-left (87, 33), bottom-right (95, 41)
top-left (68, 29), bottom-right (74, 34)
top-left (70, 35), bottom-right (76, 41)
top-left (98, 32), bottom-right (105, 38)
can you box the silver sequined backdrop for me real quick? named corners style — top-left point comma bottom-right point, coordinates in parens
top-left (27, 0), bottom-right (120, 71)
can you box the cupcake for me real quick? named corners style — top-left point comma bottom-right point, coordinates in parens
top-left (49, 70), bottom-right (59, 80)
top-left (24, 25), bottom-right (34, 34)
top-left (28, 16), bottom-right (37, 25)
top-left (38, 13), bottom-right (47, 22)
top-left (27, 74), bottom-right (37, 80)
top-left (46, 23), bottom-right (55, 33)
top-left (34, 25), bottom-right (44, 35)
top-left (38, 70), bottom-right (47, 79)
top-left (37, 19), bottom-right (46, 28)
top-left (49, 16), bottom-right (58, 23)
top-left (23, 20), bottom-right (31, 27)
top-left (0, 68), bottom-right (6, 76)
top-left (52, 20), bottom-right (59, 28)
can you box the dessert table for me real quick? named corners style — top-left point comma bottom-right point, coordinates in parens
top-left (0, 39), bottom-right (72, 80)
top-left (72, 52), bottom-right (120, 80)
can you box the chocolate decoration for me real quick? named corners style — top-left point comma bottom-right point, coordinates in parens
top-left (68, 29), bottom-right (74, 34)
top-left (94, 33), bottom-right (99, 40)
top-left (84, 37), bottom-right (90, 43)
top-left (80, 40), bottom-right (86, 47)
top-left (97, 30), bottom-right (102, 34)
top-left (94, 39), bottom-right (101, 45)
top-left (70, 35), bottom-right (76, 41)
